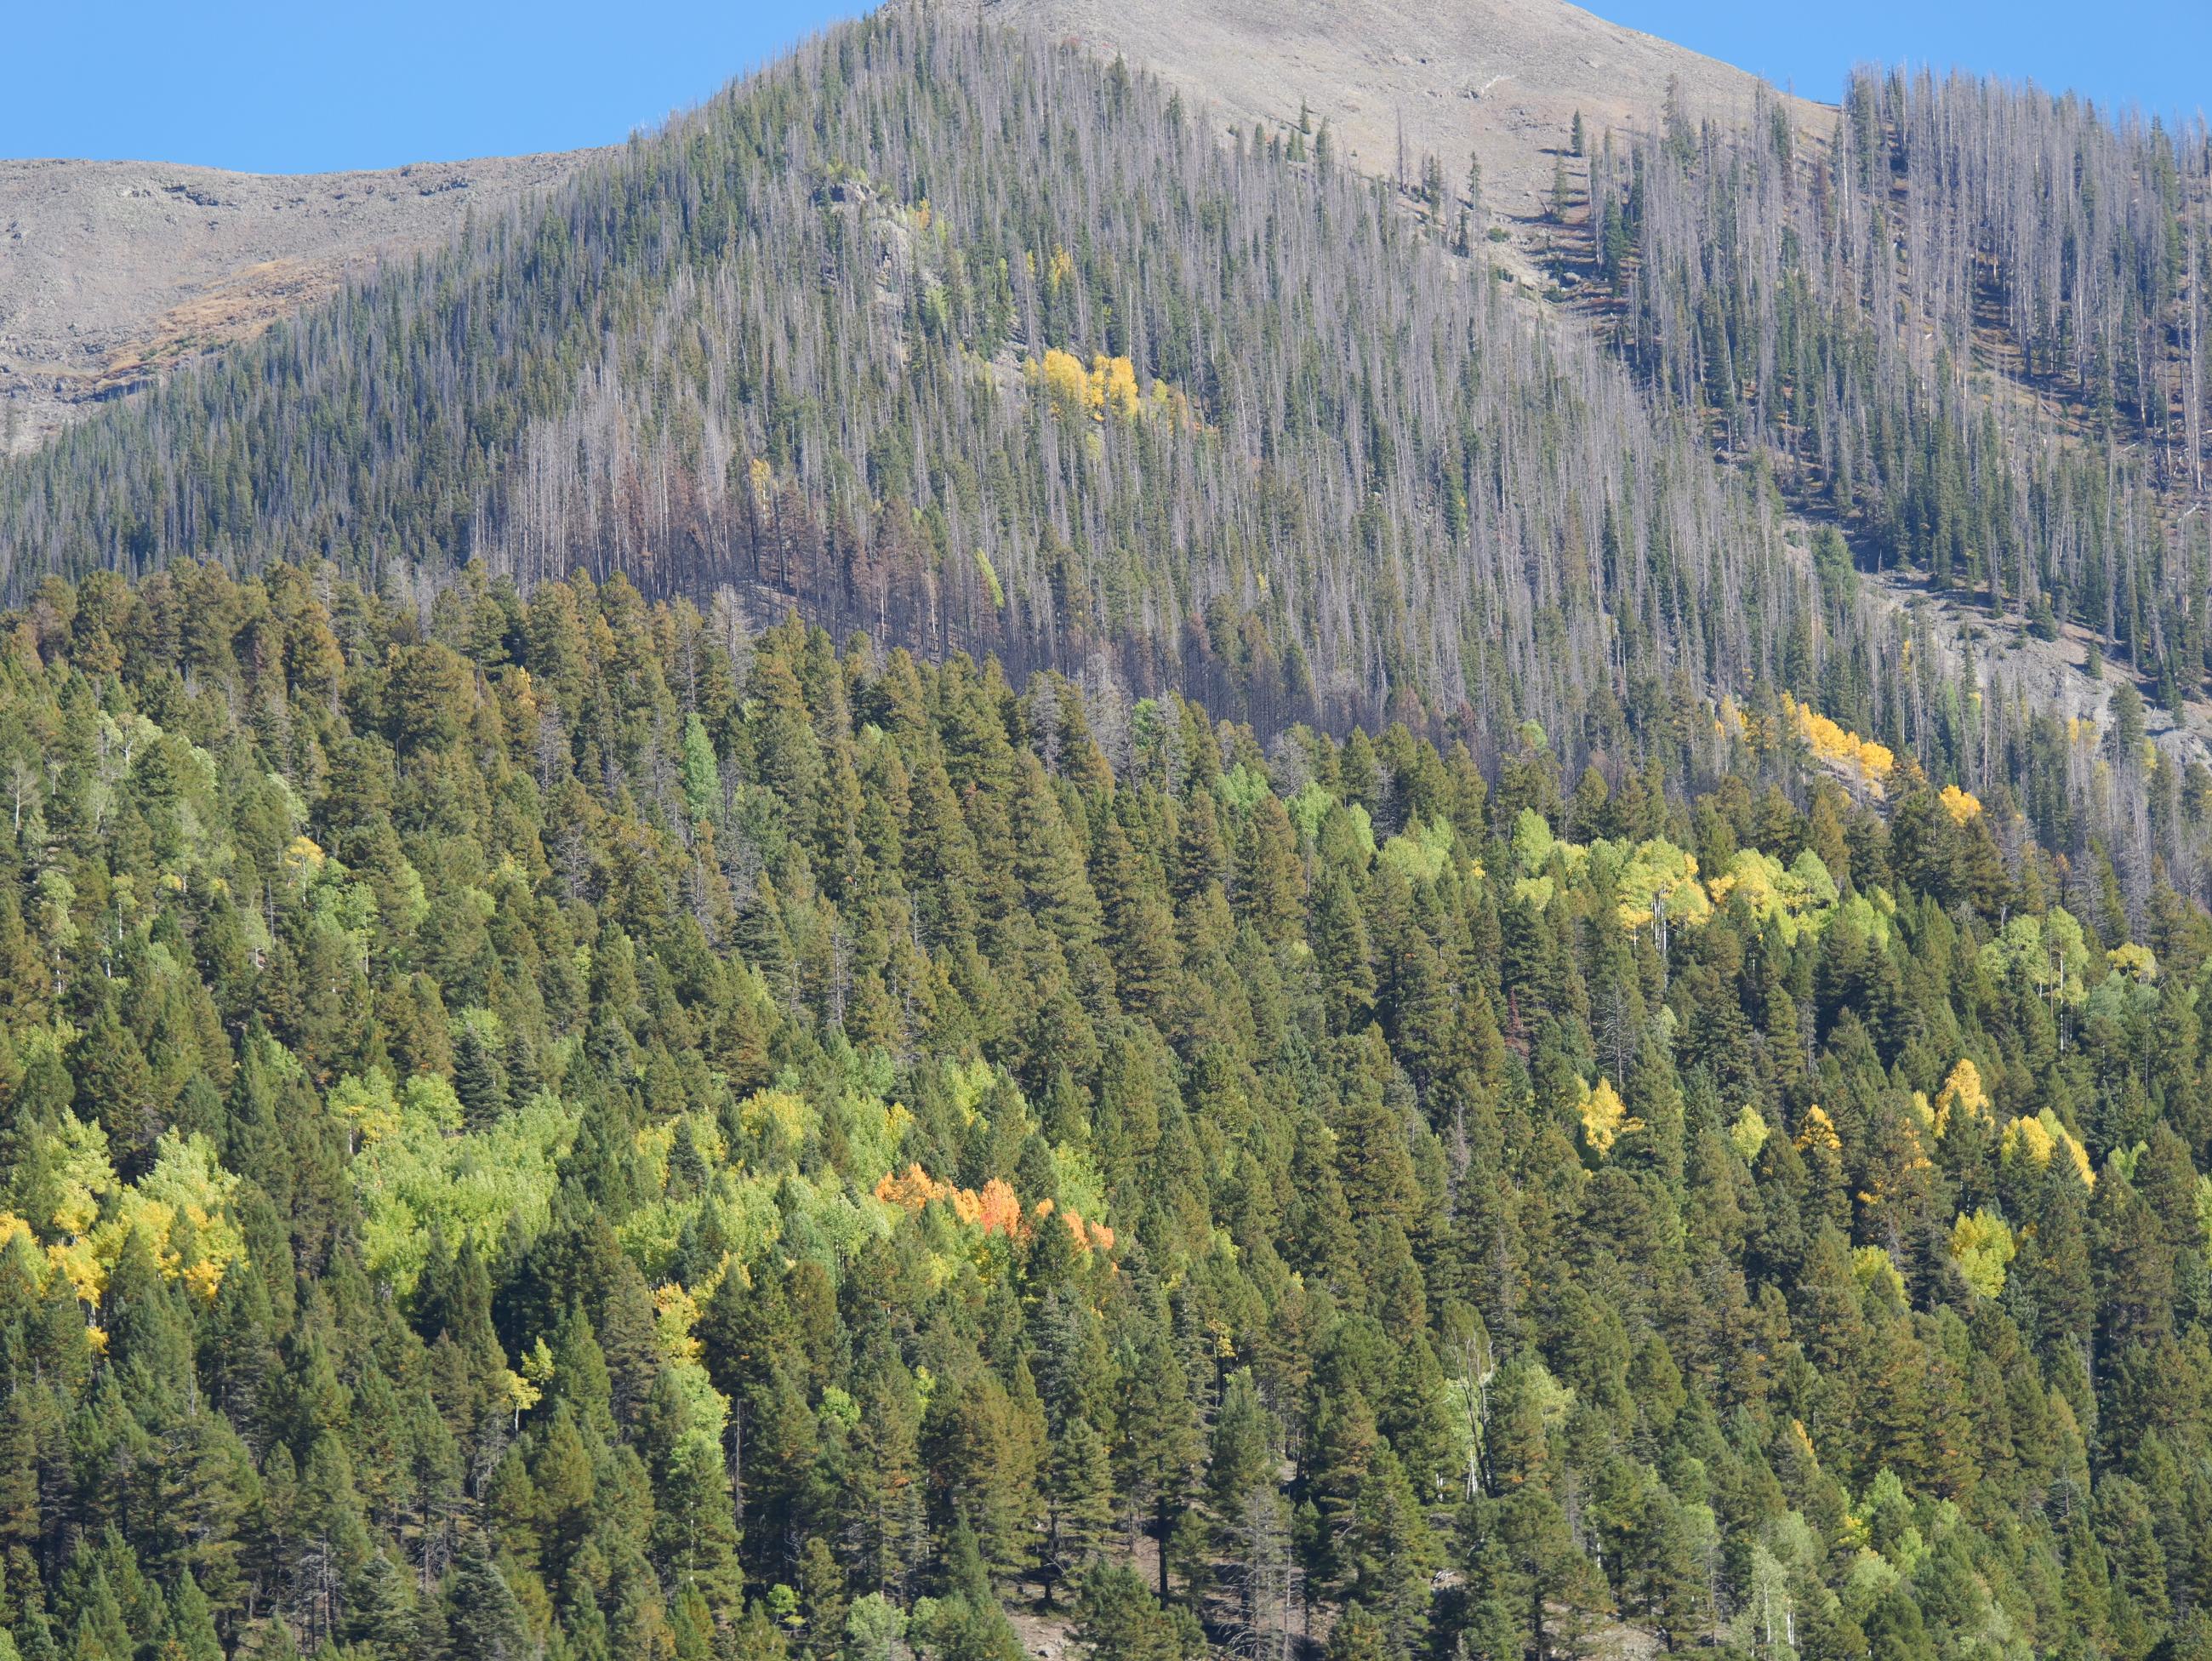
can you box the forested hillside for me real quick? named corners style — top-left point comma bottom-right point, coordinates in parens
top-left (0, 12), bottom-right (1829, 794)
top-left (1595, 70), bottom-right (2212, 617)
top-left (1561, 71), bottom-right (2212, 844)
top-left (1, 562), bottom-right (2210, 1661)
top-left (14, 10), bottom-right (2212, 927)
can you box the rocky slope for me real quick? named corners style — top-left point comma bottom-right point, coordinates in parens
top-left (0, 151), bottom-right (596, 452)
top-left (983, 0), bottom-right (1826, 225)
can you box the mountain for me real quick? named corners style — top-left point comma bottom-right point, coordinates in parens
top-left (0, 0), bottom-right (1814, 459)
top-left (0, 12), bottom-right (1812, 757)
top-left (1593, 66), bottom-right (2212, 887)
top-left (0, 150), bottom-right (594, 452)
top-left (987, 0), bottom-right (2212, 872)
top-left (3, 3), bottom-right (2209, 909)
top-left (982, 0), bottom-right (1827, 224)
top-left (9, 11), bottom-right (2212, 1661)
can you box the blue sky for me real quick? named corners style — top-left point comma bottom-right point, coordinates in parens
top-left (1594, 0), bottom-right (2210, 120)
top-left (3, 1), bottom-right (859, 173)
top-left (5, 1), bottom-right (2206, 175)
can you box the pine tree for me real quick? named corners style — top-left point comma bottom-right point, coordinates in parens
top-left (452, 1018), bottom-right (509, 1130)
top-left (795, 1535), bottom-right (847, 1661)
top-left (1313, 873), bottom-right (1377, 1033)
top-left (1343, 1447), bottom-right (1439, 1658)
top-left (1116, 1316), bottom-right (1204, 1601)
top-left (163, 1572), bottom-right (224, 1661)
top-left (1043, 1416), bottom-right (1116, 1607)
top-left (1097, 819), bottom-right (1178, 1017)
top-left (442, 1533), bottom-right (533, 1661)
top-left (1073, 1562), bottom-right (1203, 1661)
top-left (1203, 1371), bottom-right (1290, 1653)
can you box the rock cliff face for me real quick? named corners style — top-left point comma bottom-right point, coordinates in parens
top-left (0, 151), bottom-right (595, 451)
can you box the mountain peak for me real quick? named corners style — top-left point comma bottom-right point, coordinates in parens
top-left (982, 0), bottom-right (1824, 217)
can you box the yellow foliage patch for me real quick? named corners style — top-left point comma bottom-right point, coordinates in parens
top-left (738, 1089), bottom-right (815, 1148)
top-left (1613, 840), bottom-right (1710, 933)
top-left (1782, 694), bottom-right (1896, 794)
top-left (1728, 1106), bottom-right (1770, 1162)
top-left (2107, 942), bottom-right (2158, 982)
top-left (1950, 1207), bottom-right (2016, 1298)
top-left (1852, 1244), bottom-right (1905, 1300)
top-left (1029, 348), bottom-right (1149, 425)
top-left (875, 1163), bottom-right (954, 1212)
top-left (653, 1282), bottom-right (705, 1366)
top-left (1938, 785), bottom-right (1982, 824)
top-left (284, 833), bottom-right (328, 881)
top-left (1576, 1076), bottom-right (1640, 1159)
top-left (2000, 1110), bottom-right (2095, 1188)
top-left (1932, 1059), bottom-right (1995, 1139)
top-left (875, 1167), bottom-right (1114, 1253)
top-left (28, 1118), bottom-right (247, 1307)
top-left (1795, 1104), bottom-right (1844, 1155)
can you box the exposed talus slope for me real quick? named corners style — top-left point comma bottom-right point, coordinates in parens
top-left (0, 151), bottom-right (595, 452)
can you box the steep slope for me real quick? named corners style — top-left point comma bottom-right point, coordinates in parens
top-left (980, 0), bottom-right (1826, 223)
top-left (6, 562), bottom-right (2209, 1661)
top-left (0, 151), bottom-right (595, 452)
top-left (980, 0), bottom-right (2212, 897)
top-left (0, 11), bottom-right (1816, 756)
top-left (1561, 66), bottom-right (2212, 887)
top-left (5, 7), bottom-right (2206, 902)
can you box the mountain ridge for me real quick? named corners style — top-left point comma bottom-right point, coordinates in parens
top-left (979, 0), bottom-right (1828, 224)
top-left (0, 149), bottom-right (598, 452)
top-left (2, 0), bottom-right (1818, 457)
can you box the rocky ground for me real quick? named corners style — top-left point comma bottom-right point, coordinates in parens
top-left (983, 0), bottom-right (1826, 231)
top-left (0, 150), bottom-right (596, 452)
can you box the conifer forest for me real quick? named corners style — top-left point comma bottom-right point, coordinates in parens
top-left (3, 9), bottom-right (2212, 1661)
